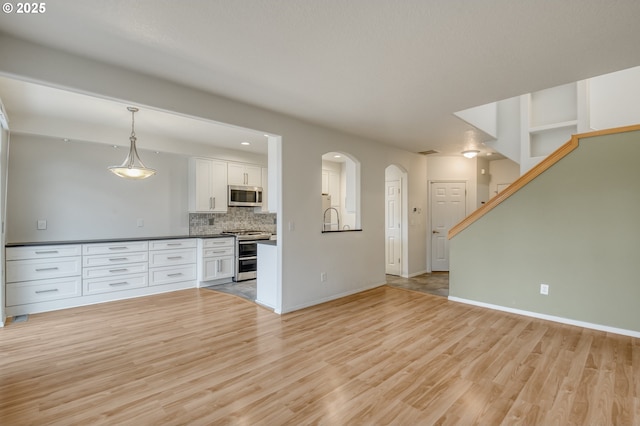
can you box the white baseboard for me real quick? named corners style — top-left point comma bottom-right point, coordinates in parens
top-left (407, 270), bottom-right (428, 278)
top-left (448, 296), bottom-right (640, 338)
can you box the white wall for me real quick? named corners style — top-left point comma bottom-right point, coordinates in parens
top-left (6, 134), bottom-right (189, 242)
top-left (589, 66), bottom-right (640, 130)
top-left (476, 156), bottom-right (490, 207)
top-left (484, 96), bottom-right (521, 164)
top-left (0, 125), bottom-right (8, 325)
top-left (489, 158), bottom-right (520, 198)
top-left (0, 34), bottom-right (428, 313)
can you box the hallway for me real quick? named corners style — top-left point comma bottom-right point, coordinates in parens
top-left (385, 272), bottom-right (449, 297)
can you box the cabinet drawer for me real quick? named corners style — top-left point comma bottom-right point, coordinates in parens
top-left (149, 264), bottom-right (196, 286)
top-left (6, 257), bottom-right (82, 283)
top-left (6, 276), bottom-right (82, 306)
top-left (82, 262), bottom-right (148, 279)
top-left (82, 251), bottom-right (149, 267)
top-left (149, 248), bottom-right (196, 267)
top-left (6, 245), bottom-right (81, 261)
top-left (83, 273), bottom-right (149, 296)
top-left (202, 237), bottom-right (234, 249)
top-left (203, 247), bottom-right (234, 258)
top-left (149, 239), bottom-right (197, 251)
top-left (82, 241), bottom-right (148, 256)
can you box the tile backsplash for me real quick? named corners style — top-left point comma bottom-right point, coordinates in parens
top-left (189, 208), bottom-right (277, 236)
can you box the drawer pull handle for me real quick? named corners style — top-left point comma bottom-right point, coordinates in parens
top-left (35, 267), bottom-right (59, 272)
top-left (35, 250), bottom-right (59, 254)
top-left (35, 288), bottom-right (59, 294)
top-left (109, 268), bottom-right (129, 273)
top-left (167, 273), bottom-right (183, 277)
top-left (167, 243), bottom-right (182, 246)
top-left (108, 247), bottom-right (128, 251)
top-left (167, 256), bottom-right (183, 260)
top-left (212, 250), bottom-right (226, 254)
top-left (109, 257), bottom-right (129, 262)
top-left (109, 282), bottom-right (129, 287)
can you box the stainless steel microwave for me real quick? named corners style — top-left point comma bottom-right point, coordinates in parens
top-left (228, 185), bottom-right (263, 207)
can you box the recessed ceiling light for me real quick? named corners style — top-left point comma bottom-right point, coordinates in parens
top-left (462, 150), bottom-right (480, 159)
top-left (62, 138), bottom-right (70, 142)
top-left (241, 141), bottom-right (251, 146)
top-left (334, 154), bottom-right (342, 158)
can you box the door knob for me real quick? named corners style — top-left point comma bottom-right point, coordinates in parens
top-left (432, 230), bottom-right (439, 234)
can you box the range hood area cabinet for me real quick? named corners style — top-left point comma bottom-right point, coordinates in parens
top-left (228, 162), bottom-right (261, 186)
top-left (188, 157), bottom-right (228, 213)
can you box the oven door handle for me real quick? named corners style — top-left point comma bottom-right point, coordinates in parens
top-left (238, 256), bottom-right (257, 261)
top-left (238, 241), bottom-right (257, 245)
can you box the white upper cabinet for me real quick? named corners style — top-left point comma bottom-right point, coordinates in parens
top-left (188, 158), bottom-right (228, 213)
top-left (228, 162), bottom-right (262, 186)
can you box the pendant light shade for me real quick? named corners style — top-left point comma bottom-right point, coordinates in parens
top-left (109, 107), bottom-right (156, 179)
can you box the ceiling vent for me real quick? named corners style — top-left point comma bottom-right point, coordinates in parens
top-left (418, 150), bottom-right (439, 155)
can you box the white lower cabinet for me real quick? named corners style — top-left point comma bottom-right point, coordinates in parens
top-left (6, 276), bottom-right (82, 306)
top-left (197, 237), bottom-right (235, 284)
top-left (149, 239), bottom-right (197, 286)
top-left (5, 244), bottom-right (82, 307)
top-left (83, 241), bottom-right (149, 295)
top-left (83, 273), bottom-right (149, 296)
top-left (5, 238), bottom-right (213, 316)
top-left (149, 264), bottom-right (197, 286)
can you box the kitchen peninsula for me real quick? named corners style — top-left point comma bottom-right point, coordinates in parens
top-left (5, 234), bottom-right (234, 317)
top-left (256, 239), bottom-right (278, 311)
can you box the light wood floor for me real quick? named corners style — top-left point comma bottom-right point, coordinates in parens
top-left (1, 286), bottom-right (638, 425)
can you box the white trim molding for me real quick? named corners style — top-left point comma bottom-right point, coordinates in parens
top-left (448, 296), bottom-right (640, 339)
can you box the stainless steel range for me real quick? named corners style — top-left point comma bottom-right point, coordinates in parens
top-left (221, 229), bottom-right (271, 281)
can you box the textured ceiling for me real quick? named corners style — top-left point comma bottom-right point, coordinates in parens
top-left (1, 0), bottom-right (639, 156)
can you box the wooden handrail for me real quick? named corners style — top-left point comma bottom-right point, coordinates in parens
top-left (448, 124), bottom-right (640, 239)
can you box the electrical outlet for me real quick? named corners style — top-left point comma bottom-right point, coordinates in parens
top-left (320, 272), bottom-right (327, 282)
top-left (540, 283), bottom-right (549, 295)
top-left (136, 218), bottom-right (144, 227)
top-left (37, 220), bottom-right (47, 230)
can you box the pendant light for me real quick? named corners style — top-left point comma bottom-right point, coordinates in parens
top-left (108, 107), bottom-right (156, 179)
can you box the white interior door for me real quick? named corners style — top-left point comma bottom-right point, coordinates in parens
top-left (430, 182), bottom-right (466, 271)
top-left (385, 179), bottom-right (402, 276)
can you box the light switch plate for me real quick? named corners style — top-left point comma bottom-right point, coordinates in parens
top-left (37, 220), bottom-right (47, 230)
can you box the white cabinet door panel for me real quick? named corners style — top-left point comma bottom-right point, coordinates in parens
top-left (6, 257), bottom-right (82, 282)
top-left (82, 241), bottom-right (148, 256)
top-left (6, 245), bottom-right (81, 261)
top-left (6, 276), bottom-right (82, 306)
top-left (150, 264), bottom-right (197, 286)
top-left (83, 273), bottom-right (149, 295)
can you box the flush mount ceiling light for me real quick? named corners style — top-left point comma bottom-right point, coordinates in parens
top-left (462, 150), bottom-right (480, 159)
top-left (108, 107), bottom-right (156, 179)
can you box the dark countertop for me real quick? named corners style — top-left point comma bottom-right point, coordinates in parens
top-left (6, 234), bottom-right (232, 248)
